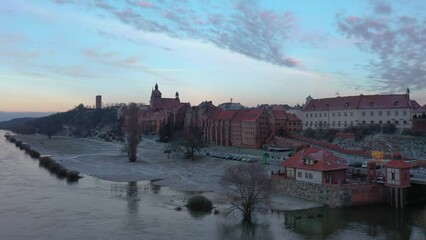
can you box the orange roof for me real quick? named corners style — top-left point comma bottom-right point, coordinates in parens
top-left (385, 160), bottom-right (412, 169)
top-left (286, 112), bottom-right (300, 121)
top-left (303, 94), bottom-right (410, 111)
top-left (272, 110), bottom-right (287, 120)
top-left (282, 146), bottom-right (348, 171)
top-left (210, 110), bottom-right (238, 120)
top-left (243, 108), bottom-right (264, 121)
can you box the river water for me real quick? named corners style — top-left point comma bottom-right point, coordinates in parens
top-left (0, 132), bottom-right (425, 240)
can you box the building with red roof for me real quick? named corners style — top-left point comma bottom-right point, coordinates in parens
top-left (205, 106), bottom-right (302, 148)
top-left (301, 90), bottom-right (414, 130)
top-left (124, 84), bottom-right (190, 134)
top-left (281, 146), bottom-right (348, 185)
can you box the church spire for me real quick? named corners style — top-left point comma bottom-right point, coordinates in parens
top-left (155, 83), bottom-right (158, 90)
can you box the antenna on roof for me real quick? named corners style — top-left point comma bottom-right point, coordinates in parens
top-left (230, 98), bottom-right (233, 104)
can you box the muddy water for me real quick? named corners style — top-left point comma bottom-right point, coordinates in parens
top-left (0, 132), bottom-right (425, 240)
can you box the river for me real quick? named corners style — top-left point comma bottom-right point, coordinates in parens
top-left (0, 131), bottom-right (424, 240)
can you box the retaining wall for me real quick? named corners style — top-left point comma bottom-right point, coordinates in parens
top-left (271, 176), bottom-right (388, 207)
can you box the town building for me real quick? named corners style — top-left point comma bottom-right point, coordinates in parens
top-left (281, 146), bottom-right (348, 185)
top-left (300, 90), bottom-right (414, 130)
top-left (205, 107), bottom-right (302, 149)
top-left (217, 101), bottom-right (246, 110)
top-left (127, 84), bottom-right (190, 134)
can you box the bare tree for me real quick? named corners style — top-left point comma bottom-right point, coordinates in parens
top-left (126, 103), bottom-right (141, 162)
top-left (221, 163), bottom-right (271, 223)
top-left (172, 125), bottom-right (205, 160)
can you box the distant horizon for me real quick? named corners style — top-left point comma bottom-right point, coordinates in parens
top-left (1, 0), bottom-right (426, 112)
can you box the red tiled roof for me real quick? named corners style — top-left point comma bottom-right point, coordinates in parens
top-left (232, 109), bottom-right (250, 122)
top-left (210, 110), bottom-right (238, 120)
top-left (413, 104), bottom-right (426, 113)
top-left (385, 160), bottom-right (412, 169)
top-left (303, 94), bottom-right (410, 111)
top-left (411, 100), bottom-right (421, 110)
top-left (282, 146), bottom-right (348, 171)
top-left (286, 112), bottom-right (300, 121)
top-left (243, 109), bottom-right (264, 121)
top-left (272, 110), bottom-right (287, 120)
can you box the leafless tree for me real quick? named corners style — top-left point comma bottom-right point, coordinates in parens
top-left (172, 125), bottom-right (206, 160)
top-left (126, 102), bottom-right (141, 162)
top-left (221, 163), bottom-right (271, 223)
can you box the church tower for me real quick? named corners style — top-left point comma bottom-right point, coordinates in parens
top-left (150, 83), bottom-right (162, 109)
top-left (175, 91), bottom-right (180, 101)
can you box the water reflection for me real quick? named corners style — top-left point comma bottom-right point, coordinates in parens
top-left (217, 221), bottom-right (274, 240)
top-left (284, 205), bottom-right (424, 240)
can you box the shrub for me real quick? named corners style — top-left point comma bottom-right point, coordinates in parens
top-left (66, 171), bottom-right (81, 182)
top-left (28, 149), bottom-right (40, 159)
top-left (185, 195), bottom-right (213, 212)
top-left (303, 128), bottom-right (315, 139)
top-left (402, 129), bottom-right (425, 137)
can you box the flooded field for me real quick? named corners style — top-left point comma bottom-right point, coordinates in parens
top-left (0, 132), bottom-right (425, 240)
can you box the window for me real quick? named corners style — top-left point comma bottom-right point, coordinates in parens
top-left (309, 173), bottom-right (313, 179)
top-left (379, 120), bottom-right (382, 124)
top-left (395, 111), bottom-right (399, 116)
top-left (344, 121), bottom-right (347, 126)
top-left (370, 101), bottom-right (374, 106)
top-left (379, 111), bottom-right (382, 116)
top-left (338, 112), bottom-right (341, 117)
top-left (391, 172), bottom-right (395, 180)
top-left (350, 112), bottom-right (353, 117)
top-left (324, 113), bottom-right (327, 117)
top-left (306, 113), bottom-right (308, 118)
top-left (394, 101), bottom-right (399, 106)
top-left (333, 121), bottom-right (335, 126)
top-left (387, 111), bottom-right (391, 116)
top-left (344, 112), bottom-right (347, 117)
top-left (362, 111), bottom-right (366, 116)
top-left (310, 113), bottom-right (313, 117)
top-left (371, 121), bottom-right (374, 124)
top-left (362, 121), bottom-right (366, 124)
top-left (370, 111), bottom-right (374, 116)
top-left (319, 113), bottom-right (322, 117)
top-left (332, 113), bottom-right (335, 117)
top-left (395, 120), bottom-right (399, 124)
top-left (403, 111), bottom-right (407, 116)
top-left (305, 173), bottom-right (309, 178)
top-left (403, 120), bottom-right (407, 124)
top-left (315, 113), bottom-right (317, 117)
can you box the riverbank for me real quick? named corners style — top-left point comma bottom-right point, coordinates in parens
top-left (11, 133), bottom-right (322, 211)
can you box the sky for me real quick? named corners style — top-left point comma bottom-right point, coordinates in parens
top-left (1, 0), bottom-right (426, 112)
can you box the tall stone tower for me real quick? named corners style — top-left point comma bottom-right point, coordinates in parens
top-left (150, 83), bottom-right (162, 110)
top-left (96, 95), bottom-right (102, 109)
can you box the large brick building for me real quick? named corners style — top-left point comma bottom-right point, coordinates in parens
top-left (300, 91), bottom-right (414, 130)
top-left (205, 106), bottom-right (302, 148)
top-left (128, 84), bottom-right (190, 134)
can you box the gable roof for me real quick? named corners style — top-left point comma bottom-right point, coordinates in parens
top-left (303, 94), bottom-right (411, 111)
top-left (413, 104), bottom-right (426, 113)
top-left (210, 109), bottom-right (238, 120)
top-left (385, 160), bottom-right (411, 169)
top-left (411, 100), bottom-right (421, 110)
top-left (282, 146), bottom-right (348, 171)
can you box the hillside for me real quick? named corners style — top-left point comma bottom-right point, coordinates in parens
top-left (0, 104), bottom-right (123, 141)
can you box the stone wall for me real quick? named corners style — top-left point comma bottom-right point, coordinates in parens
top-left (271, 177), bottom-right (351, 207)
top-left (271, 176), bottom-right (388, 207)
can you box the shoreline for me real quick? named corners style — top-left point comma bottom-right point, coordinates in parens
top-left (5, 132), bottom-right (323, 211)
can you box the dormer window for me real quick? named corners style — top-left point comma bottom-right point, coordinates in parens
top-left (394, 101), bottom-right (399, 106)
top-left (345, 103), bottom-right (349, 107)
top-left (312, 105), bottom-right (315, 109)
top-left (325, 104), bottom-right (329, 108)
top-left (370, 101), bottom-right (374, 106)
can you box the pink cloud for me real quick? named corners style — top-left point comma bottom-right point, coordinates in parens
top-left (138, 1), bottom-right (153, 8)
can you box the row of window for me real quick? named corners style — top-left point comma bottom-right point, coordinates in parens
top-left (306, 110), bottom-right (408, 118)
top-left (305, 120), bottom-right (408, 127)
top-left (297, 171), bottom-right (313, 179)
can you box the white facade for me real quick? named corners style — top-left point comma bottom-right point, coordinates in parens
top-left (295, 169), bottom-right (322, 184)
top-left (301, 107), bottom-right (412, 130)
top-left (301, 93), bottom-right (413, 130)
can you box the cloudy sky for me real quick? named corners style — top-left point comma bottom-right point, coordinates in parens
top-left (1, 0), bottom-right (426, 112)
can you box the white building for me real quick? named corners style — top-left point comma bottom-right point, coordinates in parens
top-left (301, 90), bottom-right (413, 130)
